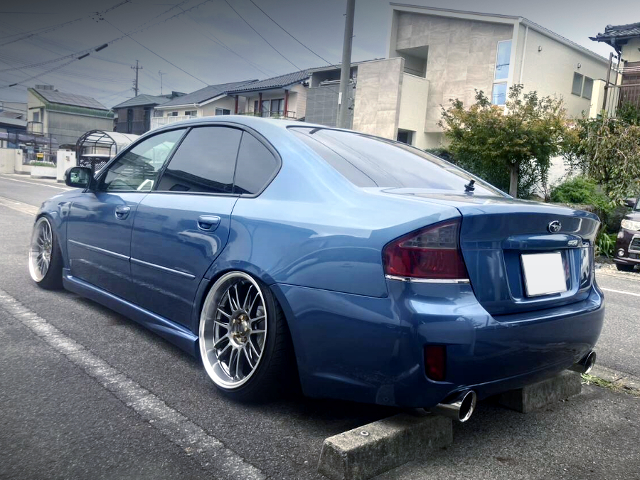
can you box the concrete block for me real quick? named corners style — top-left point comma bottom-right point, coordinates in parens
top-left (317, 413), bottom-right (452, 480)
top-left (498, 371), bottom-right (582, 414)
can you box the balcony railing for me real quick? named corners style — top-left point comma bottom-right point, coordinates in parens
top-left (150, 115), bottom-right (196, 130)
top-left (237, 110), bottom-right (297, 119)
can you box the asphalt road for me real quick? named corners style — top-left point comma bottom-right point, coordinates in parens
top-left (1, 173), bottom-right (639, 480)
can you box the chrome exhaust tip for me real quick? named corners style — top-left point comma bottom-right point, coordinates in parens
top-left (430, 390), bottom-right (477, 423)
top-left (569, 350), bottom-right (596, 374)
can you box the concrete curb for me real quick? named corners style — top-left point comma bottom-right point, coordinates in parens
top-left (317, 413), bottom-right (452, 480)
top-left (589, 365), bottom-right (640, 393)
top-left (497, 371), bottom-right (582, 413)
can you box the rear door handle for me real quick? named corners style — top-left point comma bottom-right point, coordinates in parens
top-left (197, 215), bottom-right (221, 231)
top-left (115, 205), bottom-right (131, 220)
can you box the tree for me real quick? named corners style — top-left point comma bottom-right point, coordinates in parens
top-left (439, 85), bottom-right (568, 197)
top-left (565, 106), bottom-right (640, 203)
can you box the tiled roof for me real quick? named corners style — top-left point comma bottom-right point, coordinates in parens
top-left (32, 88), bottom-right (108, 110)
top-left (591, 22), bottom-right (640, 42)
top-left (159, 80), bottom-right (258, 107)
top-left (112, 94), bottom-right (172, 109)
top-left (226, 70), bottom-right (311, 94)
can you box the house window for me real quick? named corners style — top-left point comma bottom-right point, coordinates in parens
top-left (33, 111), bottom-right (40, 123)
top-left (254, 100), bottom-right (259, 114)
top-left (261, 100), bottom-right (271, 117)
top-left (492, 83), bottom-right (508, 106)
top-left (184, 110), bottom-right (197, 117)
top-left (582, 77), bottom-right (594, 100)
top-left (491, 40), bottom-right (511, 105)
top-left (494, 40), bottom-right (511, 81)
top-left (572, 73), bottom-right (584, 96)
top-left (170, 111), bottom-right (178, 117)
top-left (214, 108), bottom-right (231, 115)
top-left (270, 99), bottom-right (284, 117)
top-left (127, 108), bottom-right (133, 133)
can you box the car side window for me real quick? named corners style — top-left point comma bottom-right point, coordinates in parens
top-left (101, 129), bottom-right (185, 192)
top-left (156, 126), bottom-right (242, 194)
top-left (233, 133), bottom-right (279, 195)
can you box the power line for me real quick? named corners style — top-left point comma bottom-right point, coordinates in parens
top-left (102, 17), bottom-right (209, 86)
top-left (0, 0), bottom-right (132, 47)
top-left (246, 0), bottom-right (338, 69)
top-left (220, 0), bottom-right (301, 71)
top-left (178, 9), bottom-right (277, 77)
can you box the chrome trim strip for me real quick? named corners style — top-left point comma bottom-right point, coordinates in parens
top-left (130, 257), bottom-right (196, 279)
top-left (68, 239), bottom-right (129, 261)
top-left (385, 274), bottom-right (470, 284)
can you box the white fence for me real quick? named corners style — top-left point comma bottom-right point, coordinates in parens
top-left (150, 115), bottom-right (194, 130)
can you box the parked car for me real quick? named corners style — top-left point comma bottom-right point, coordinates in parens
top-left (614, 197), bottom-right (640, 272)
top-left (29, 117), bottom-right (603, 422)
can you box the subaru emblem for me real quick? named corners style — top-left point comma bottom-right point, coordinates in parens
top-left (548, 221), bottom-right (562, 233)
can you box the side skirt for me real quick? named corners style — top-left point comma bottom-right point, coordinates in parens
top-left (63, 270), bottom-right (199, 357)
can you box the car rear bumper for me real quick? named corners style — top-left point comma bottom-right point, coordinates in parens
top-left (273, 281), bottom-right (604, 409)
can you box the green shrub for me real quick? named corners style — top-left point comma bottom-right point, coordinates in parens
top-left (596, 232), bottom-right (617, 258)
top-left (30, 161), bottom-right (56, 167)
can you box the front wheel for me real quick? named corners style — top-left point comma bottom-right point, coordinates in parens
top-left (28, 216), bottom-right (63, 290)
top-left (199, 271), bottom-right (294, 401)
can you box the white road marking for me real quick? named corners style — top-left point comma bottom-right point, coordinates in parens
top-left (0, 195), bottom-right (39, 216)
top-left (601, 287), bottom-right (640, 298)
top-left (0, 174), bottom-right (72, 191)
top-left (0, 289), bottom-right (265, 480)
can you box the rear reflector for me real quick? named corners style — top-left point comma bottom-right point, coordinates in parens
top-left (424, 345), bottom-right (446, 381)
top-left (383, 219), bottom-right (468, 280)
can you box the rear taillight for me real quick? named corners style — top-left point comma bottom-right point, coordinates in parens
top-left (383, 219), bottom-right (468, 280)
top-left (424, 345), bottom-right (447, 381)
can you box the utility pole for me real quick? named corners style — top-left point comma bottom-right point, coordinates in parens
top-left (131, 60), bottom-right (142, 96)
top-left (337, 0), bottom-right (355, 129)
top-left (158, 70), bottom-right (166, 95)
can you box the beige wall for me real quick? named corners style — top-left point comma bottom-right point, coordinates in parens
top-left (392, 12), bottom-right (514, 133)
top-left (518, 27), bottom-right (609, 118)
top-left (352, 58), bottom-right (404, 140)
top-left (398, 73), bottom-right (429, 147)
top-left (200, 96), bottom-right (238, 116)
top-left (622, 38), bottom-right (640, 62)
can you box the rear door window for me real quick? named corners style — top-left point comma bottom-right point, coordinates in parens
top-left (157, 126), bottom-right (242, 194)
top-left (233, 133), bottom-right (279, 195)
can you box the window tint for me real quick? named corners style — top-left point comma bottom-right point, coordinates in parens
top-left (101, 129), bottom-right (185, 192)
top-left (157, 126), bottom-right (241, 194)
top-left (290, 128), bottom-right (503, 196)
top-left (233, 133), bottom-right (279, 195)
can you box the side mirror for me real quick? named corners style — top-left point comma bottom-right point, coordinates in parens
top-left (623, 198), bottom-right (637, 209)
top-left (65, 166), bottom-right (94, 189)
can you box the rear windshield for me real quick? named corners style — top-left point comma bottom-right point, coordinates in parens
top-left (290, 127), bottom-right (504, 196)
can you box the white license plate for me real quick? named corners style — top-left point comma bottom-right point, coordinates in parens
top-left (521, 252), bottom-right (568, 297)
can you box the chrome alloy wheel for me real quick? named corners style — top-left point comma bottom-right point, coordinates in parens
top-left (29, 217), bottom-right (53, 283)
top-left (199, 272), bottom-right (268, 389)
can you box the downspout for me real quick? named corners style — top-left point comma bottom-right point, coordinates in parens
top-left (519, 25), bottom-right (529, 84)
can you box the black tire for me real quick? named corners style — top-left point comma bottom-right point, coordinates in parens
top-left (199, 271), bottom-right (296, 402)
top-left (616, 263), bottom-right (636, 272)
top-left (28, 216), bottom-right (63, 290)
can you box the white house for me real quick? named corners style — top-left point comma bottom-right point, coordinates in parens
top-left (151, 80), bottom-right (257, 129)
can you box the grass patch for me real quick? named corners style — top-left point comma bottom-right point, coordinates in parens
top-left (582, 373), bottom-right (640, 397)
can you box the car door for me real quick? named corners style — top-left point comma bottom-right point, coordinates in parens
top-left (129, 125), bottom-right (244, 326)
top-left (66, 128), bottom-right (186, 301)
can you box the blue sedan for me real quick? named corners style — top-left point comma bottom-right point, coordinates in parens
top-left (29, 116), bottom-right (603, 421)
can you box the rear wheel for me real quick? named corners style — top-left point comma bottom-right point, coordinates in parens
top-left (616, 263), bottom-right (636, 272)
top-left (28, 216), bottom-right (63, 290)
top-left (199, 271), bottom-right (294, 401)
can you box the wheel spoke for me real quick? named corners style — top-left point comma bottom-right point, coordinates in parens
top-left (228, 349), bottom-right (237, 377)
top-left (233, 284), bottom-right (241, 312)
top-left (227, 290), bottom-right (238, 311)
top-left (243, 285), bottom-right (253, 310)
top-left (251, 329), bottom-right (266, 336)
top-left (249, 340), bottom-right (260, 359)
top-left (248, 292), bottom-right (262, 314)
top-left (234, 348), bottom-right (241, 378)
top-left (243, 346), bottom-right (255, 369)
top-left (217, 342), bottom-right (232, 358)
top-left (213, 333), bottom-right (229, 349)
top-left (250, 314), bottom-right (265, 325)
top-left (217, 308), bottom-right (232, 320)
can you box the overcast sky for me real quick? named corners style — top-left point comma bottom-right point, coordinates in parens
top-left (0, 0), bottom-right (634, 108)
